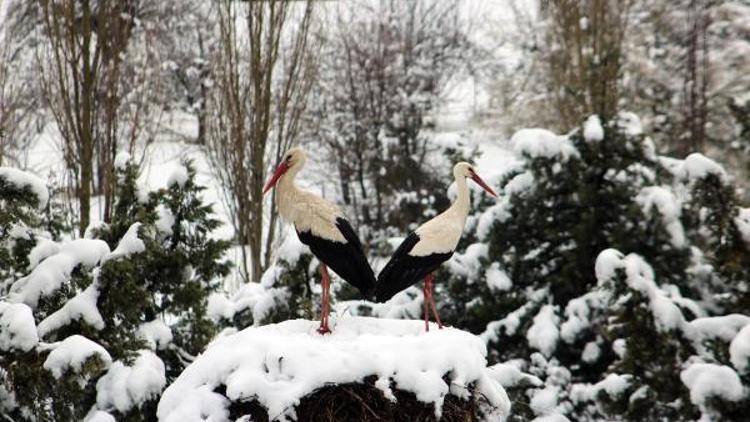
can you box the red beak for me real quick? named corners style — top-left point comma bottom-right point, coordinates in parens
top-left (263, 161), bottom-right (290, 195)
top-left (470, 172), bottom-right (497, 197)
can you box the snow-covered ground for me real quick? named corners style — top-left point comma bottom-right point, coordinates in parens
top-left (157, 316), bottom-right (510, 422)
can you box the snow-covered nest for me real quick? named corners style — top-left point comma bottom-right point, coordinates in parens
top-left (157, 317), bottom-right (510, 421)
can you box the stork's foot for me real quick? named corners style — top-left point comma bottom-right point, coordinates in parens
top-left (317, 325), bottom-right (332, 335)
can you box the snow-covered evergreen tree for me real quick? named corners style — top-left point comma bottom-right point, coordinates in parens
top-left (1, 157), bottom-right (230, 420)
top-left (433, 113), bottom-right (750, 421)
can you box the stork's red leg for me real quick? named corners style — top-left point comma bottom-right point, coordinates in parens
top-left (318, 264), bottom-right (332, 334)
top-left (423, 278), bottom-right (430, 332)
top-left (426, 273), bottom-right (443, 329)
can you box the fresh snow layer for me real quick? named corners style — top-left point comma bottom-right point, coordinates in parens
top-left (96, 350), bottom-right (166, 413)
top-left (114, 151), bottom-right (132, 170)
top-left (560, 291), bottom-right (605, 344)
top-left (736, 208), bottom-right (750, 244)
top-left (616, 112), bottom-right (643, 136)
top-left (105, 223), bottom-right (145, 262)
top-left (680, 363), bottom-right (743, 406)
top-left (595, 250), bottom-right (688, 334)
top-left (0, 166), bottom-right (49, 208)
top-left (447, 243), bottom-right (488, 281)
top-left (582, 115), bottom-right (604, 142)
top-left (511, 128), bottom-right (578, 161)
top-left (208, 282), bottom-right (289, 325)
top-left (730, 324), bottom-right (750, 373)
top-left (27, 238), bottom-right (61, 271)
top-left (138, 319), bottom-right (174, 351)
top-left (485, 262), bottom-right (513, 291)
top-left (486, 363), bottom-right (542, 388)
top-left (9, 239), bottom-right (110, 308)
top-left (166, 165), bottom-right (189, 188)
top-left (530, 385), bottom-right (560, 416)
top-left (527, 305), bottom-right (560, 357)
top-left (678, 153), bottom-right (727, 182)
top-left (688, 314), bottom-right (750, 342)
top-left (84, 410), bottom-right (117, 422)
top-left (37, 274), bottom-right (104, 338)
top-left (157, 317), bottom-right (510, 422)
top-left (636, 186), bottom-right (686, 247)
top-left (0, 302), bottom-right (39, 352)
top-left (43, 335), bottom-right (112, 379)
top-left (596, 373), bottom-right (631, 397)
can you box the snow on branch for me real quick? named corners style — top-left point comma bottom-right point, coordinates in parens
top-left (0, 167), bottom-right (49, 209)
top-left (8, 239), bottom-right (110, 308)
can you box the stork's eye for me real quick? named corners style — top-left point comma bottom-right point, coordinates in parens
top-left (285, 154), bottom-right (292, 161)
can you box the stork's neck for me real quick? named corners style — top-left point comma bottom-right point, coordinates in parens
top-left (449, 175), bottom-right (471, 218)
top-left (276, 166), bottom-right (301, 220)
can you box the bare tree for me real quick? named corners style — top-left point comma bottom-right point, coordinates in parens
top-left (36, 0), bottom-right (162, 235)
top-left (540, 0), bottom-right (635, 129)
top-left (0, 0), bottom-right (42, 167)
top-left (207, 0), bottom-right (318, 283)
top-left (309, 0), bottom-right (472, 236)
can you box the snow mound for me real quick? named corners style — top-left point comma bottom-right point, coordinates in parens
top-left (43, 335), bottom-right (112, 379)
top-left (0, 301), bottom-right (39, 352)
top-left (84, 410), bottom-right (116, 422)
top-left (138, 319), bottom-right (173, 351)
top-left (9, 239), bottom-right (110, 308)
top-left (0, 166), bottom-right (49, 209)
top-left (730, 324), bottom-right (750, 373)
top-left (688, 314), bottom-right (750, 342)
top-left (616, 112), bottom-right (643, 136)
top-left (27, 238), bottom-right (61, 270)
top-left (735, 208), bottom-right (750, 244)
top-left (527, 305), bottom-right (560, 357)
top-left (583, 115), bottom-right (604, 142)
top-left (96, 350), bottom-right (166, 414)
top-left (105, 223), bottom-right (145, 262)
top-left (486, 363), bottom-right (543, 388)
top-left (157, 317), bottom-right (510, 421)
top-left (114, 151), bottom-right (132, 170)
top-left (207, 282), bottom-right (289, 325)
top-left (485, 262), bottom-right (513, 291)
top-left (511, 129), bottom-right (579, 161)
top-left (166, 165), bottom-right (189, 188)
top-left (678, 153), bottom-right (727, 182)
top-left (680, 363), bottom-right (743, 406)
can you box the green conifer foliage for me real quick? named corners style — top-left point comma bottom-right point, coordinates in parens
top-left (1, 158), bottom-right (230, 420)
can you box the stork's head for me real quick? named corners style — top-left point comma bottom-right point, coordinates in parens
top-left (263, 147), bottom-right (306, 194)
top-left (454, 162), bottom-right (497, 197)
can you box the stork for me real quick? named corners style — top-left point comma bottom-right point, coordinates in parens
top-left (375, 162), bottom-right (497, 331)
top-left (263, 147), bottom-right (376, 334)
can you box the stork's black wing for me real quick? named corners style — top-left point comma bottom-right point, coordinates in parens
top-left (375, 232), bottom-right (453, 303)
top-left (297, 217), bottom-right (376, 299)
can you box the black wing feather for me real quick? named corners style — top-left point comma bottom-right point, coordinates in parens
top-left (296, 217), bottom-right (376, 299)
top-left (375, 232), bottom-right (453, 303)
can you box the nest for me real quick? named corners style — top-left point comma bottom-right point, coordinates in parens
top-left (227, 376), bottom-right (482, 421)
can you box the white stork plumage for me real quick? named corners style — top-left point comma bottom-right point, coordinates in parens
top-left (263, 147), bottom-right (376, 334)
top-left (375, 162), bottom-right (497, 331)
